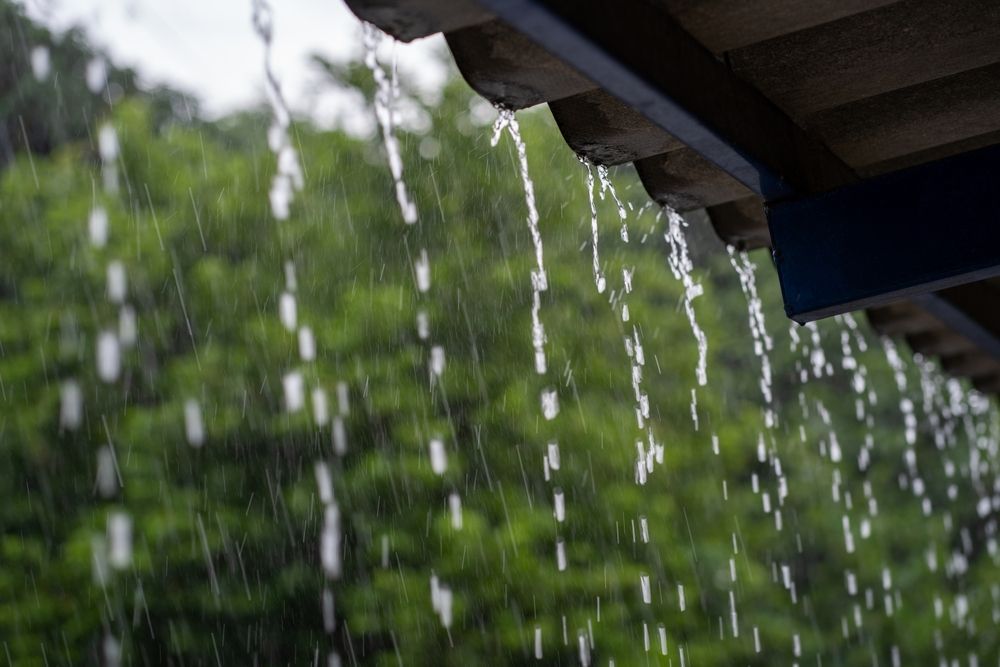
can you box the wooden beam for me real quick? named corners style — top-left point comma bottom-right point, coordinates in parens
top-left (915, 281), bottom-right (1000, 361)
top-left (906, 330), bottom-right (975, 358)
top-left (343, 0), bottom-right (491, 41)
top-left (635, 148), bottom-right (752, 211)
top-left (658, 0), bottom-right (899, 54)
top-left (728, 0), bottom-right (1000, 117)
top-left (941, 351), bottom-right (1000, 380)
top-left (446, 19), bottom-right (596, 109)
top-left (705, 198), bottom-right (770, 250)
top-left (973, 374), bottom-right (1000, 395)
top-left (549, 89), bottom-right (682, 166)
top-left (472, 0), bottom-right (856, 199)
top-left (806, 63), bottom-right (1000, 169)
top-left (859, 129), bottom-right (1000, 178)
top-left (867, 302), bottom-right (943, 337)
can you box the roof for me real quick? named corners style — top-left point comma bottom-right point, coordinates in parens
top-left (344, 0), bottom-right (1000, 393)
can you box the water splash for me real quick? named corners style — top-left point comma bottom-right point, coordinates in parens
top-left (664, 207), bottom-right (707, 386)
top-left (362, 24), bottom-right (417, 224)
top-left (492, 108), bottom-right (548, 375)
top-left (582, 160), bottom-right (607, 294)
top-left (85, 57), bottom-right (106, 94)
top-left (97, 123), bottom-right (119, 193)
top-left (252, 0), bottom-right (304, 221)
top-left (30, 45), bottom-right (50, 81)
top-left (88, 205), bottom-right (109, 247)
top-left (184, 399), bottom-right (205, 447)
top-left (597, 165), bottom-right (628, 241)
top-left (728, 247), bottom-right (774, 426)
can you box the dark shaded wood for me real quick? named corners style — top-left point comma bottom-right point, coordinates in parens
top-left (446, 19), bottom-right (595, 109)
top-left (807, 63), bottom-right (1000, 168)
top-left (866, 302), bottom-right (942, 336)
top-left (351, 0), bottom-right (1000, 386)
top-left (906, 330), bottom-right (975, 358)
top-left (941, 351), bottom-right (1000, 380)
top-left (926, 281), bottom-right (1000, 359)
top-left (635, 149), bottom-right (753, 211)
top-left (705, 197), bottom-right (771, 250)
top-left (973, 374), bottom-right (1000, 394)
top-left (859, 129), bottom-right (1000, 178)
top-left (550, 89), bottom-right (683, 166)
top-left (344, 0), bottom-right (491, 41)
top-left (657, 0), bottom-right (899, 54)
top-left (476, 0), bottom-right (856, 198)
top-left (728, 0), bottom-right (1000, 117)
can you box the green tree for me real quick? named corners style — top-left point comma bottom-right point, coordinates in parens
top-left (1, 31), bottom-right (998, 667)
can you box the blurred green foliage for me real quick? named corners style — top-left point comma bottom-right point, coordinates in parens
top-left (1, 15), bottom-right (999, 667)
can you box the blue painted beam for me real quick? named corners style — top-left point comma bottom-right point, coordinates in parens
top-left (768, 144), bottom-right (1000, 322)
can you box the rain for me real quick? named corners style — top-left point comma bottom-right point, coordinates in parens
top-left (0, 1), bottom-right (999, 665)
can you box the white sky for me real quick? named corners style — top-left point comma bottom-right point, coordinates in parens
top-left (20, 0), bottom-right (448, 131)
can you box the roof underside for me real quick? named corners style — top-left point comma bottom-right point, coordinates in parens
top-left (345, 0), bottom-right (1000, 393)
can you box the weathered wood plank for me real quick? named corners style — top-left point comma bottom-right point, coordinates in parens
top-left (907, 330), bottom-right (975, 357)
top-left (859, 129), bottom-right (1000, 178)
top-left (807, 63), bottom-right (1000, 168)
top-left (728, 0), bottom-right (1000, 117)
top-left (549, 90), bottom-right (683, 165)
top-left (446, 19), bottom-right (595, 109)
top-left (705, 198), bottom-right (771, 250)
top-left (941, 351), bottom-right (1000, 379)
top-left (866, 302), bottom-right (942, 336)
top-left (657, 0), bottom-right (899, 54)
top-left (635, 148), bottom-right (753, 211)
top-left (973, 373), bottom-right (1000, 394)
top-left (474, 0), bottom-right (856, 197)
top-left (343, 0), bottom-right (491, 42)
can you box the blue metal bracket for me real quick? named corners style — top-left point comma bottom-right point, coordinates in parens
top-left (768, 144), bottom-right (1000, 322)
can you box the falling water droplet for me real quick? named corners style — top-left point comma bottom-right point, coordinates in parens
top-left (86, 57), bottom-right (107, 93)
top-left (89, 206), bottom-right (109, 247)
top-left (283, 371), bottom-right (305, 412)
top-left (118, 305), bottom-right (137, 346)
top-left (362, 24), bottom-right (418, 224)
top-left (59, 380), bottom-right (83, 430)
top-left (298, 326), bottom-right (316, 361)
top-left (106, 260), bottom-right (126, 303)
top-left (184, 399), bottom-right (205, 447)
top-left (429, 437), bottom-right (447, 475)
top-left (312, 387), bottom-right (330, 426)
top-left (107, 511), bottom-right (132, 569)
top-left (541, 388), bottom-right (559, 420)
top-left (547, 441), bottom-right (561, 470)
top-left (315, 461), bottom-right (334, 505)
top-left (430, 346), bottom-right (446, 377)
top-left (321, 503), bottom-right (341, 579)
top-left (416, 309), bottom-right (430, 340)
top-left (664, 207), bottom-right (707, 386)
top-left (415, 249), bottom-right (431, 292)
top-left (96, 446), bottom-right (118, 498)
top-left (30, 45), bottom-right (50, 81)
top-left (332, 417), bottom-right (347, 456)
top-left (556, 539), bottom-right (567, 571)
top-left (449, 492), bottom-right (463, 530)
top-left (96, 330), bottom-right (121, 383)
top-left (279, 292), bottom-right (297, 331)
top-left (553, 487), bottom-right (566, 522)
